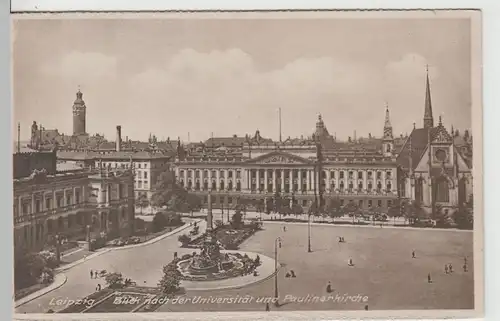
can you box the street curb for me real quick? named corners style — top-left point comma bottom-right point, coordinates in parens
top-left (15, 273), bottom-right (67, 308)
top-left (262, 220), bottom-right (473, 233)
top-left (55, 219), bottom-right (202, 273)
top-left (181, 251), bottom-right (278, 292)
top-left (113, 219), bottom-right (201, 251)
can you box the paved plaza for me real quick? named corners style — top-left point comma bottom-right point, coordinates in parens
top-left (158, 223), bottom-right (474, 312)
top-left (16, 220), bottom-right (473, 314)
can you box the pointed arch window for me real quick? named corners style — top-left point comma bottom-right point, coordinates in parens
top-left (415, 178), bottom-right (424, 203)
top-left (435, 177), bottom-right (450, 203)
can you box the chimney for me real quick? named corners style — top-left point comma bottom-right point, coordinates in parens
top-left (116, 125), bottom-right (122, 152)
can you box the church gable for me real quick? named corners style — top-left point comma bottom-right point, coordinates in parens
top-left (245, 151), bottom-right (312, 165)
top-left (413, 144), bottom-right (471, 173)
top-left (431, 125), bottom-right (453, 144)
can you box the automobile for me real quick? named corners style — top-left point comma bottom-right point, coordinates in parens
top-left (110, 238), bottom-right (126, 247)
top-left (127, 237), bottom-right (141, 244)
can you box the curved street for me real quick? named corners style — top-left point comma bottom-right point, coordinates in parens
top-left (16, 219), bottom-right (207, 313)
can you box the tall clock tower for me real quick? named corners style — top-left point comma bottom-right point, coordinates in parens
top-left (72, 89), bottom-right (87, 135)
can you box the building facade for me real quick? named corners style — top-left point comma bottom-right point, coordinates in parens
top-left (13, 151), bottom-right (135, 253)
top-left (173, 111), bottom-right (400, 212)
top-left (397, 70), bottom-right (473, 213)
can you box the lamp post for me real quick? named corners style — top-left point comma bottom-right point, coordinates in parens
top-left (274, 236), bottom-right (282, 305)
top-left (307, 205), bottom-right (312, 253)
top-left (55, 233), bottom-right (61, 265)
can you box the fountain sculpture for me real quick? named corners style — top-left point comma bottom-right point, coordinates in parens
top-left (177, 191), bottom-right (239, 277)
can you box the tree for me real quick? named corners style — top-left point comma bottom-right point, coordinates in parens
top-left (291, 203), bottom-right (304, 217)
top-left (137, 193), bottom-right (149, 215)
top-left (158, 264), bottom-right (181, 294)
top-left (325, 197), bottom-right (343, 222)
top-left (231, 210), bottom-right (243, 229)
top-left (344, 202), bottom-right (359, 224)
top-left (185, 194), bottom-right (202, 216)
top-left (453, 197), bottom-right (474, 229)
top-left (273, 192), bottom-right (283, 217)
top-left (255, 199), bottom-right (265, 214)
top-left (431, 203), bottom-right (451, 227)
top-left (105, 272), bottom-right (125, 289)
top-left (387, 201), bottom-right (402, 225)
top-left (150, 171), bottom-right (188, 208)
top-left (405, 200), bottom-right (426, 225)
top-left (15, 252), bottom-right (50, 290)
top-left (178, 234), bottom-right (191, 247)
top-left (152, 212), bottom-right (168, 232)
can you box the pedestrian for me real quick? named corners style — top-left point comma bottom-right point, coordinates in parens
top-left (427, 273), bottom-right (432, 283)
top-left (463, 264), bottom-right (468, 272)
top-left (338, 236), bottom-right (342, 243)
top-left (90, 270), bottom-right (93, 279)
top-left (326, 281), bottom-right (332, 293)
top-left (279, 241), bottom-right (282, 248)
top-left (265, 302), bottom-right (270, 311)
top-left (97, 283), bottom-right (101, 291)
top-left (449, 263), bottom-right (453, 273)
top-left (445, 265), bottom-right (449, 274)
top-left (290, 270), bottom-right (296, 278)
top-left (348, 258), bottom-right (353, 266)
top-left (412, 251), bottom-right (416, 259)
top-left (365, 305), bottom-right (369, 310)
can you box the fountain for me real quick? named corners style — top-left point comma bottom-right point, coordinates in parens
top-left (176, 191), bottom-right (247, 280)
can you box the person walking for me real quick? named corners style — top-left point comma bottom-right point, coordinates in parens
top-left (412, 251), bottom-right (416, 259)
top-left (448, 263), bottom-right (453, 273)
top-left (427, 273), bottom-right (432, 283)
top-left (445, 264), bottom-right (449, 274)
top-left (90, 270), bottom-right (94, 279)
top-left (265, 302), bottom-right (270, 311)
top-left (326, 281), bottom-right (332, 293)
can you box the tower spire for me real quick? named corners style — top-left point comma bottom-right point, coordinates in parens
top-left (423, 65), bottom-right (434, 128)
top-left (383, 104), bottom-right (393, 139)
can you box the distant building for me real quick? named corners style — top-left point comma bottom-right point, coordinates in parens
top-left (57, 126), bottom-right (172, 202)
top-left (13, 150), bottom-right (135, 253)
top-left (173, 109), bottom-right (400, 212)
top-left (397, 70), bottom-right (473, 212)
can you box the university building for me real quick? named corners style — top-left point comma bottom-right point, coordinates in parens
top-left (173, 71), bottom-right (474, 214)
top-left (13, 148), bottom-right (136, 253)
top-left (173, 111), bottom-right (400, 212)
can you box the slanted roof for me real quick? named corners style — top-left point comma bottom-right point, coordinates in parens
top-left (205, 136), bottom-right (247, 148)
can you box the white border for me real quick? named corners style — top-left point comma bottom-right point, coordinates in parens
top-left (4, 1), bottom-right (500, 321)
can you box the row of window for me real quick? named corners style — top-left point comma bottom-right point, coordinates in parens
top-left (199, 196), bottom-right (393, 209)
top-left (182, 180), bottom-right (240, 192)
top-left (249, 182), bottom-right (392, 193)
top-left (98, 161), bottom-right (150, 169)
top-left (17, 190), bottom-right (82, 216)
top-left (136, 180), bottom-right (149, 189)
top-left (180, 170), bottom-right (241, 179)
top-left (136, 171), bottom-right (148, 179)
top-left (179, 169), bottom-right (394, 181)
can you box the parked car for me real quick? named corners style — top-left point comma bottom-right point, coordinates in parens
top-left (110, 239), bottom-right (126, 247)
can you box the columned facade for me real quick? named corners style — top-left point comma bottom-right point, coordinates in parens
top-left (173, 149), bottom-right (399, 211)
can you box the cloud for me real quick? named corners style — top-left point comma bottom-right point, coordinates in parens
top-left (40, 51), bottom-right (118, 82)
top-left (126, 48), bottom-right (436, 140)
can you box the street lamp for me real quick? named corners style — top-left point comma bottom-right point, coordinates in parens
top-left (307, 204), bottom-right (312, 253)
top-left (274, 236), bottom-right (282, 305)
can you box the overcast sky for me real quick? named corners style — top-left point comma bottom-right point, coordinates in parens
top-left (12, 16), bottom-right (472, 142)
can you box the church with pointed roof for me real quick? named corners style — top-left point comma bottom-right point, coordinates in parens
top-left (396, 69), bottom-right (473, 213)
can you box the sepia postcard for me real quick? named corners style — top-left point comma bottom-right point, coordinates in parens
top-left (11, 10), bottom-right (482, 320)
